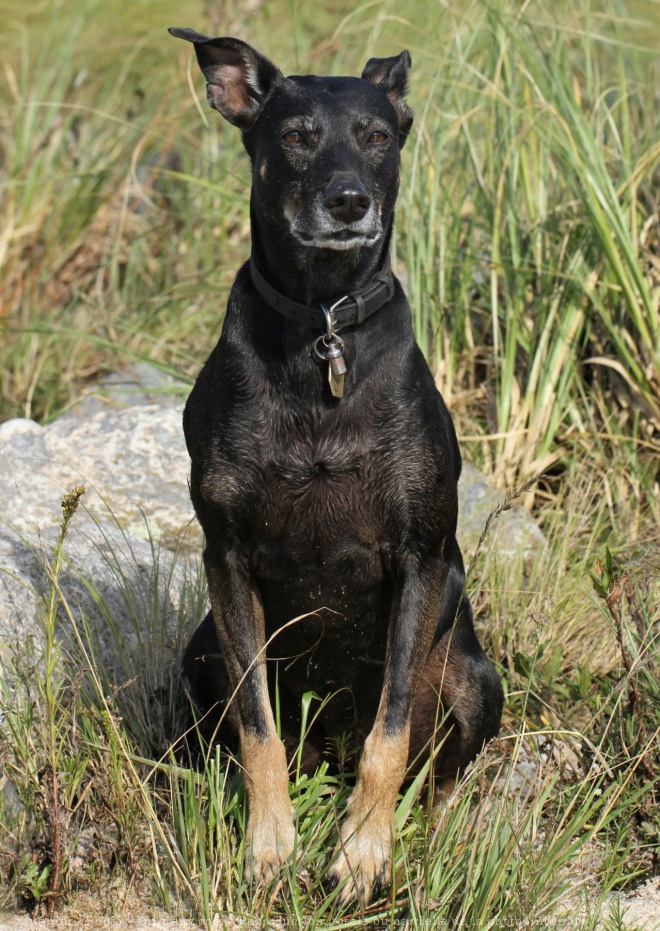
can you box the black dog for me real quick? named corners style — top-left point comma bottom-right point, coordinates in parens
top-left (169, 29), bottom-right (503, 904)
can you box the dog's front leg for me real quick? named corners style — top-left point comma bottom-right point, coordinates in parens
top-left (328, 554), bottom-right (448, 904)
top-left (204, 548), bottom-right (294, 884)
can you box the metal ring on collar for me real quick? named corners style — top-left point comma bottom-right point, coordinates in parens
top-left (321, 306), bottom-right (335, 340)
top-left (321, 294), bottom-right (351, 335)
top-left (313, 332), bottom-right (345, 361)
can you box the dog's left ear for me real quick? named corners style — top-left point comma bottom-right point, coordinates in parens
top-left (169, 28), bottom-right (282, 130)
top-left (361, 51), bottom-right (413, 147)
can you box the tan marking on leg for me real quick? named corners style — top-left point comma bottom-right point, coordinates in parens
top-left (329, 722), bottom-right (409, 904)
top-left (241, 729), bottom-right (295, 884)
top-left (202, 560), bottom-right (298, 884)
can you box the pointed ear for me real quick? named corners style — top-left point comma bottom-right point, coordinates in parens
top-left (169, 29), bottom-right (282, 130)
top-left (361, 51), bottom-right (413, 147)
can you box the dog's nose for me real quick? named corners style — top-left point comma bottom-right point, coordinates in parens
top-left (323, 181), bottom-right (371, 224)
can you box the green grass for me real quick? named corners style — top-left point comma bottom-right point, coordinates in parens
top-left (0, 0), bottom-right (659, 926)
top-left (396, 0), bottom-right (659, 484)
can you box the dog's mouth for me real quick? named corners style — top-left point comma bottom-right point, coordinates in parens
top-left (294, 228), bottom-right (380, 251)
top-left (329, 230), bottom-right (359, 242)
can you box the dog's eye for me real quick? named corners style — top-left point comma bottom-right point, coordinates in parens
top-left (369, 131), bottom-right (388, 144)
top-left (283, 131), bottom-right (304, 145)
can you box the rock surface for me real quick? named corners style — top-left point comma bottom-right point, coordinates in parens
top-left (0, 377), bottom-right (545, 657)
top-left (0, 522), bottom-right (186, 671)
top-left (0, 405), bottom-right (193, 545)
top-left (458, 462), bottom-right (545, 561)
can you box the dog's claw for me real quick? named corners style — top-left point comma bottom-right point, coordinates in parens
top-left (326, 835), bottom-right (391, 906)
top-left (243, 817), bottom-right (296, 886)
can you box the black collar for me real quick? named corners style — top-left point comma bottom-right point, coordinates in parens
top-left (249, 254), bottom-right (395, 330)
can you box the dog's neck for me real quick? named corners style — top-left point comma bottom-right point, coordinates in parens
top-left (250, 208), bottom-right (392, 307)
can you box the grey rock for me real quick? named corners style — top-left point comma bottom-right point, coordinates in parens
top-left (0, 402), bottom-right (198, 670)
top-left (0, 522), bottom-right (189, 675)
top-left (62, 362), bottom-right (188, 420)
top-left (497, 758), bottom-right (541, 801)
top-left (0, 529), bottom-right (46, 648)
top-left (457, 463), bottom-right (545, 561)
top-left (0, 403), bottom-right (195, 543)
top-left (0, 772), bottom-right (25, 821)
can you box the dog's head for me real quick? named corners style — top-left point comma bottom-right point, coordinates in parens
top-left (169, 30), bottom-right (412, 259)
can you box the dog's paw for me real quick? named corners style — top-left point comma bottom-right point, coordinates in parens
top-left (326, 814), bottom-right (392, 906)
top-left (244, 810), bottom-right (296, 885)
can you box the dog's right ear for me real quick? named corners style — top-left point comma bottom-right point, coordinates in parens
top-left (169, 29), bottom-right (282, 130)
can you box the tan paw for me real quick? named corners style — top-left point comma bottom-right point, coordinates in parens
top-left (326, 815), bottom-right (392, 905)
top-left (244, 811), bottom-right (296, 885)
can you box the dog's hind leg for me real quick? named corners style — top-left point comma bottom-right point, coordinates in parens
top-left (408, 595), bottom-right (503, 795)
top-left (183, 610), bottom-right (240, 750)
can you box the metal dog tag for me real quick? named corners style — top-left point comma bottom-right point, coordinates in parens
top-left (328, 354), bottom-right (347, 398)
top-left (325, 341), bottom-right (346, 398)
top-left (315, 305), bottom-right (348, 399)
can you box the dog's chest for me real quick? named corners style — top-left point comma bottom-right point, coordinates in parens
top-left (256, 412), bottom-right (385, 552)
top-left (249, 413), bottom-right (393, 628)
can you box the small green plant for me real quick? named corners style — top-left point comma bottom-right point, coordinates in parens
top-left (17, 862), bottom-right (53, 904)
top-left (41, 485), bottom-right (87, 915)
top-left (599, 897), bottom-right (645, 931)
